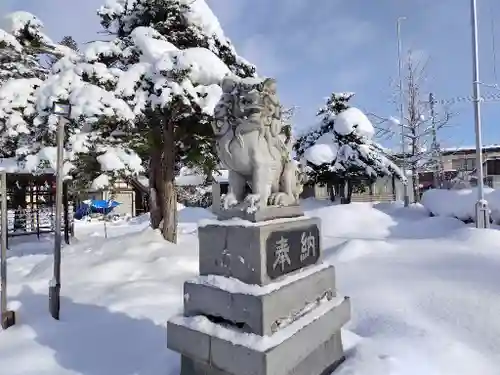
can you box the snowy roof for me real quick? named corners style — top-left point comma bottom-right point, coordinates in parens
top-left (441, 144), bottom-right (500, 154)
top-left (134, 169), bottom-right (229, 189)
top-left (389, 144), bottom-right (500, 157)
top-left (176, 169), bottom-right (228, 186)
top-left (0, 156), bottom-right (55, 175)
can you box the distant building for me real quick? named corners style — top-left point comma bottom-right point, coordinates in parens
top-left (391, 145), bottom-right (500, 192)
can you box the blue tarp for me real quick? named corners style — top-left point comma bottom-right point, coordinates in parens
top-left (74, 199), bottom-right (121, 220)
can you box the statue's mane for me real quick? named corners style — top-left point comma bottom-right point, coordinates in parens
top-left (213, 76), bottom-right (289, 161)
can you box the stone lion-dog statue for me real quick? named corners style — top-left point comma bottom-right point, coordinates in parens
top-left (212, 76), bottom-right (303, 213)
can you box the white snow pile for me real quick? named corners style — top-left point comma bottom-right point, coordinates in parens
top-left (422, 187), bottom-right (500, 223)
top-left (305, 108), bottom-right (374, 166)
top-left (2, 201), bottom-right (500, 374)
top-left (334, 107), bottom-right (374, 139)
top-left (303, 133), bottom-right (339, 166)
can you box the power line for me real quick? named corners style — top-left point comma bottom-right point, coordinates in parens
top-left (437, 92), bottom-right (500, 106)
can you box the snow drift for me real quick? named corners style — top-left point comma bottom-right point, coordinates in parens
top-left (2, 201), bottom-right (500, 375)
top-left (422, 187), bottom-right (500, 223)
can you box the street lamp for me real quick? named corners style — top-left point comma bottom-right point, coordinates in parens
top-left (470, 0), bottom-right (490, 228)
top-left (397, 16), bottom-right (410, 206)
top-left (49, 100), bottom-right (71, 320)
top-left (0, 170), bottom-right (15, 329)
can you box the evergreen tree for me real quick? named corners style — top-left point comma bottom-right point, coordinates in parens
top-left (0, 12), bottom-right (51, 84)
top-left (295, 92), bottom-right (403, 202)
top-left (96, 0), bottom-right (256, 241)
top-left (0, 12), bottom-right (63, 158)
top-left (97, 0), bottom-right (255, 77)
top-left (294, 92), bottom-right (353, 158)
top-left (44, 36), bottom-right (80, 68)
top-left (17, 0), bottom-right (256, 243)
top-left (59, 35), bottom-right (79, 52)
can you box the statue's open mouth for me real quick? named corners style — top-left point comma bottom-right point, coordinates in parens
top-left (212, 76), bottom-right (301, 211)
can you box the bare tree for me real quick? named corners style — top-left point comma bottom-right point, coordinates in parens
top-left (371, 51), bottom-right (454, 201)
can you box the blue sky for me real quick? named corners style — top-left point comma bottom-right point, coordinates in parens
top-left (2, 0), bottom-right (500, 150)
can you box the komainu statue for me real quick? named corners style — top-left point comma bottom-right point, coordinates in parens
top-left (212, 76), bottom-right (303, 213)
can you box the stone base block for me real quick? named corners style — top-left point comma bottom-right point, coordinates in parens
top-left (214, 205), bottom-right (304, 223)
top-left (167, 296), bottom-right (350, 375)
top-left (184, 263), bottom-right (336, 336)
top-left (198, 216), bottom-right (321, 286)
top-left (180, 333), bottom-right (345, 375)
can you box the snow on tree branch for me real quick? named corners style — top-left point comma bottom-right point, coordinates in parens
top-left (97, 0), bottom-right (256, 77)
top-left (295, 93), bottom-right (405, 185)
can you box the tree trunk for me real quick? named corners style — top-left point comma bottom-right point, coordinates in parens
top-left (149, 127), bottom-right (164, 230)
top-left (412, 165), bottom-right (420, 203)
top-left (328, 182), bottom-right (335, 202)
top-left (346, 180), bottom-right (353, 204)
top-left (161, 114), bottom-right (177, 243)
top-left (147, 113), bottom-right (178, 243)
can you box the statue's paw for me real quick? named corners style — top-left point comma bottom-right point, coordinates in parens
top-left (222, 193), bottom-right (238, 210)
top-left (244, 194), bottom-right (261, 213)
top-left (269, 192), bottom-right (294, 207)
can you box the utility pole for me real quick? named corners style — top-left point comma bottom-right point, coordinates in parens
top-left (470, 0), bottom-right (490, 228)
top-left (429, 93), bottom-right (440, 188)
top-left (397, 16), bottom-right (410, 206)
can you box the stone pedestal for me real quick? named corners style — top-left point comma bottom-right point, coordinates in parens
top-left (167, 212), bottom-right (350, 375)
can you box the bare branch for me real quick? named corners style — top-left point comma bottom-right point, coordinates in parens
top-left (368, 51), bottom-right (457, 198)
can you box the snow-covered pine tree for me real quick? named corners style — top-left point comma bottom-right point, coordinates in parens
top-left (294, 92), bottom-right (353, 158)
top-left (97, 0), bottom-right (255, 77)
top-left (0, 12), bottom-right (51, 84)
top-left (0, 12), bottom-right (68, 158)
top-left (296, 92), bottom-right (403, 202)
top-left (31, 0), bottom-right (255, 243)
top-left (96, 0), bottom-right (256, 241)
top-left (59, 36), bottom-right (79, 52)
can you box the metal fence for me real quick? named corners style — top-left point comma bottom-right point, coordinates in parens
top-left (4, 206), bottom-right (74, 237)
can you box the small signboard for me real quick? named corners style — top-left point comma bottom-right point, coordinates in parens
top-left (266, 224), bottom-right (320, 279)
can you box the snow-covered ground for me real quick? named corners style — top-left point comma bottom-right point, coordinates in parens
top-left (1, 200), bottom-right (500, 375)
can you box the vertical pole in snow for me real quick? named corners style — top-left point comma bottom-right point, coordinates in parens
top-left (49, 114), bottom-right (66, 320)
top-left (429, 93), bottom-right (439, 188)
top-left (470, 0), bottom-right (490, 228)
top-left (0, 171), bottom-right (5, 317)
top-left (397, 17), bottom-right (410, 206)
top-left (1, 170), bottom-right (15, 329)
